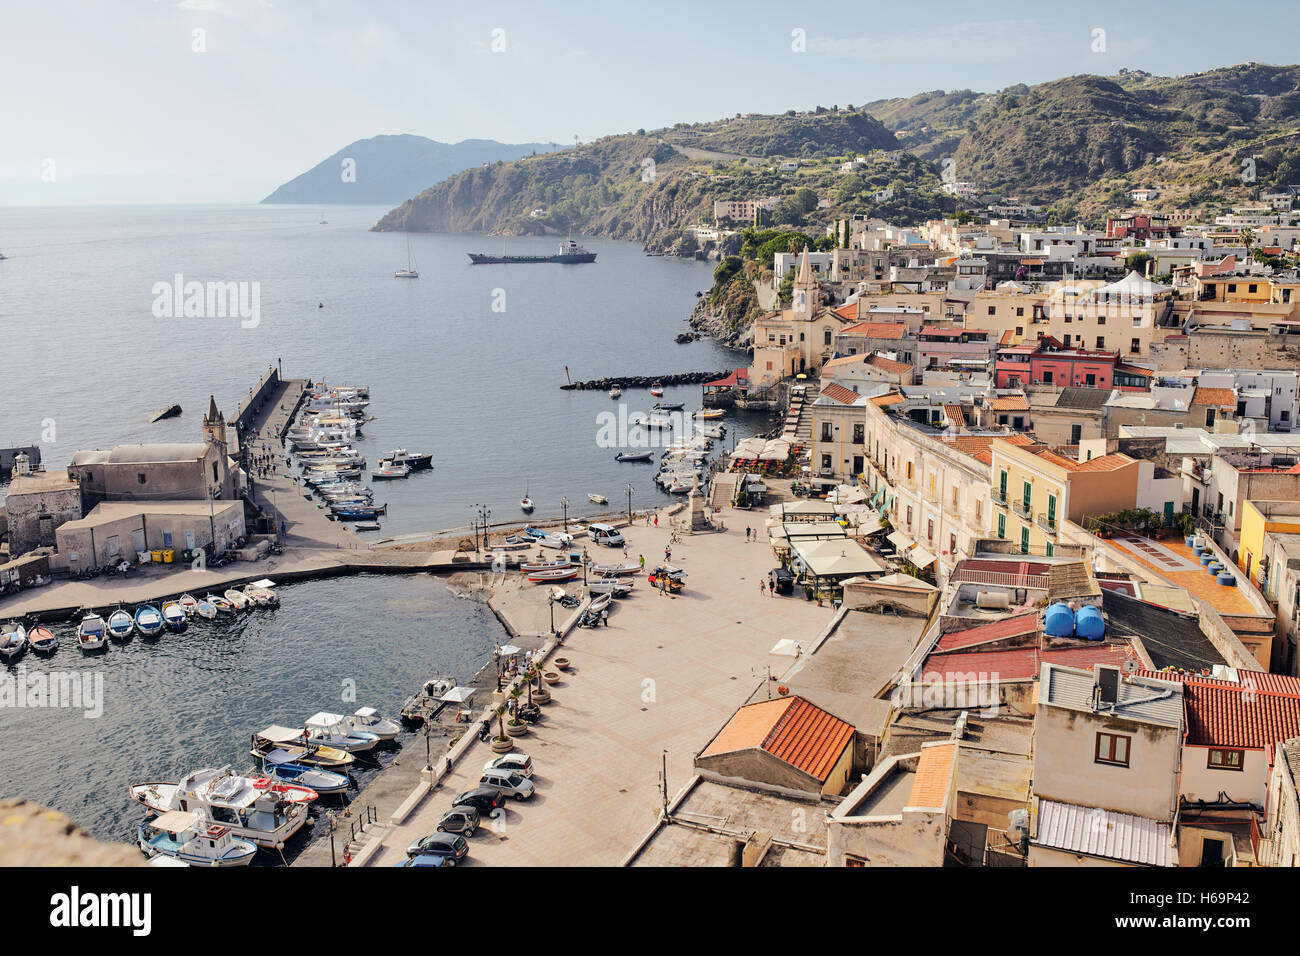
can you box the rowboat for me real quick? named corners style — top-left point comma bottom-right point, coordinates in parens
top-left (591, 562), bottom-right (640, 576)
top-left (206, 595), bottom-right (235, 616)
top-left (258, 750), bottom-right (350, 796)
top-left (615, 451), bottom-right (653, 462)
top-left (134, 605), bottom-right (164, 639)
top-left (588, 493), bottom-right (608, 504)
top-left (520, 558), bottom-right (573, 574)
top-left (195, 599), bottom-right (218, 620)
top-left (28, 626), bottom-right (57, 655)
top-left (347, 706), bottom-right (401, 741)
top-left (649, 381), bottom-right (664, 397)
top-left (588, 578), bottom-right (634, 597)
top-left (0, 622), bottom-right (27, 661)
top-left (77, 613), bottom-right (108, 652)
top-left (224, 589), bottom-right (250, 611)
top-left (162, 602), bottom-right (188, 633)
top-left (588, 591), bottom-right (613, 613)
top-left (527, 567), bottom-right (580, 583)
top-left (138, 811), bottom-right (258, 867)
top-left (251, 726), bottom-right (355, 770)
top-left (178, 594), bottom-right (198, 616)
top-left (107, 609), bottom-right (135, 643)
top-left (609, 385), bottom-right (622, 399)
top-left (694, 408), bottom-right (724, 420)
top-left (129, 767), bottom-right (313, 849)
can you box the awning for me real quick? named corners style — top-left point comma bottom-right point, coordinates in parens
top-left (257, 725), bottom-right (306, 743)
top-left (149, 810), bottom-right (200, 833)
top-left (908, 546), bottom-right (937, 569)
top-left (888, 531), bottom-right (915, 552)
top-left (498, 645), bottom-right (521, 657)
top-left (441, 686), bottom-right (476, 705)
top-left (854, 513), bottom-right (884, 536)
top-left (769, 639), bottom-right (805, 657)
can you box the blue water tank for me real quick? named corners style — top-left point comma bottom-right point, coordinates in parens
top-left (1075, 605), bottom-right (1106, 641)
top-left (1185, 536), bottom-right (1197, 549)
top-left (1044, 602), bottom-right (1076, 637)
top-left (1192, 544), bottom-right (1204, 556)
top-left (1218, 573), bottom-right (1237, 587)
top-left (1208, 562), bottom-right (1223, 575)
top-left (1200, 552), bottom-right (1214, 565)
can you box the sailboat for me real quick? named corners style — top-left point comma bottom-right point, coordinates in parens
top-left (520, 480), bottom-right (534, 513)
top-left (395, 234), bottom-right (419, 278)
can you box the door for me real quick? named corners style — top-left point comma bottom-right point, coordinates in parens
top-left (1022, 481), bottom-right (1032, 515)
top-left (997, 514), bottom-right (1006, 539)
top-left (133, 529), bottom-right (145, 554)
top-left (1020, 526), bottom-right (1030, 554)
top-left (1164, 501), bottom-right (1174, 524)
top-left (999, 470), bottom-right (1008, 501)
top-left (1047, 495), bottom-right (1057, 529)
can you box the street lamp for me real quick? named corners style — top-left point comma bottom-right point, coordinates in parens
top-left (561, 496), bottom-right (570, 533)
top-left (548, 593), bottom-right (555, 634)
top-left (625, 483), bottom-right (635, 523)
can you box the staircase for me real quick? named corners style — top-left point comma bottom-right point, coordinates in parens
top-left (783, 382), bottom-right (820, 445)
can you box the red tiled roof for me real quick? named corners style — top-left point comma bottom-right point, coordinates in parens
top-left (920, 326), bottom-right (963, 338)
top-left (700, 696), bottom-right (854, 782)
top-left (1000, 330), bottom-right (1015, 346)
top-left (943, 404), bottom-right (966, 428)
top-left (1115, 363), bottom-right (1155, 378)
top-left (1135, 669), bottom-right (1300, 697)
top-left (867, 353), bottom-right (914, 375)
top-left (1131, 669), bottom-right (1300, 748)
top-left (1072, 452), bottom-right (1135, 473)
top-left (871, 391), bottom-right (905, 407)
top-left (820, 382), bottom-right (865, 406)
top-left (989, 395), bottom-right (1029, 411)
top-left (908, 743), bottom-right (956, 808)
top-left (1192, 387), bottom-right (1236, 407)
top-left (941, 433), bottom-right (1037, 463)
top-left (934, 612), bottom-right (1041, 652)
top-left (841, 322), bottom-right (907, 339)
top-left (833, 302), bottom-right (859, 321)
top-left (921, 642), bottom-right (1132, 682)
top-left (703, 368), bottom-right (748, 388)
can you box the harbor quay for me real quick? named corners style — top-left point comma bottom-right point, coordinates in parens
top-left (342, 501), bottom-right (837, 868)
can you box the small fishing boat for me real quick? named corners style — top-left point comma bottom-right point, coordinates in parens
top-left (609, 385), bottom-right (622, 399)
top-left (77, 613), bottom-right (108, 652)
top-left (258, 750), bottom-right (350, 796)
top-left (591, 562), bottom-right (641, 576)
top-left (588, 591), bottom-right (613, 613)
top-left (303, 712), bottom-right (380, 752)
top-left (223, 589), bottom-right (251, 612)
top-left (347, 706), bottom-right (401, 741)
top-left (694, 408), bottom-right (725, 420)
top-left (195, 599), bottom-right (218, 620)
top-left (134, 605), bottom-right (164, 639)
top-left (0, 622), bottom-right (27, 662)
top-left (107, 609), bottom-right (135, 643)
top-left (245, 580), bottom-right (279, 607)
top-left (161, 602), bottom-right (188, 633)
top-left (520, 497), bottom-right (534, 513)
top-left (653, 402), bottom-right (684, 411)
top-left (129, 767), bottom-right (313, 849)
top-left (138, 811), bottom-right (258, 867)
top-left (649, 381), bottom-right (664, 397)
top-left (251, 726), bottom-right (355, 770)
top-left (527, 566), bottom-right (581, 583)
top-left (520, 557), bottom-right (573, 573)
top-left (206, 595), bottom-right (235, 616)
top-left (28, 626), bottom-right (57, 655)
top-left (371, 463), bottom-right (409, 480)
top-left (588, 493), bottom-right (608, 505)
top-left (588, 578), bottom-right (634, 597)
top-left (178, 594), bottom-right (198, 616)
top-left (333, 505), bottom-right (386, 521)
top-left (615, 451), bottom-right (654, 462)
top-left (379, 449), bottom-right (432, 471)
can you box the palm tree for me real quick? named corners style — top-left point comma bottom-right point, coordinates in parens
top-left (494, 704), bottom-right (508, 741)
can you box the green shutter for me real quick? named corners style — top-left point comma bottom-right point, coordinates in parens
top-left (998, 514), bottom-right (1006, 539)
top-left (1020, 526), bottom-right (1030, 554)
top-left (1048, 495), bottom-right (1057, 523)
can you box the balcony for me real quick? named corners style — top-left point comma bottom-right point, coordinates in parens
top-left (1036, 512), bottom-right (1058, 533)
top-left (992, 488), bottom-right (1008, 506)
top-left (1011, 498), bottom-right (1032, 519)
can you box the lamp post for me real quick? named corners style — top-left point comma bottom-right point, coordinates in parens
top-left (548, 593), bottom-right (555, 634)
top-left (493, 646), bottom-right (503, 692)
top-left (474, 503), bottom-right (491, 554)
top-left (625, 484), bottom-right (635, 523)
top-left (561, 496), bottom-right (570, 533)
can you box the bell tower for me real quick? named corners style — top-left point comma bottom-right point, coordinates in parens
top-left (202, 395), bottom-right (227, 453)
top-left (792, 247), bottom-right (817, 321)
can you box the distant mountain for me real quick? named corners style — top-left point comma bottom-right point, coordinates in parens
top-left (260, 134), bottom-right (564, 205)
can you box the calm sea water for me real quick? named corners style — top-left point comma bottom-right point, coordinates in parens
top-left (0, 203), bottom-right (762, 535)
top-left (0, 203), bottom-right (769, 847)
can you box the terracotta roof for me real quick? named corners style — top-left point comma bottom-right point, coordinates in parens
top-left (943, 404), bottom-right (966, 428)
top-left (867, 353), bottom-right (913, 375)
top-left (1181, 681), bottom-right (1300, 749)
top-left (699, 696), bottom-right (855, 782)
top-left (1192, 387), bottom-right (1236, 407)
top-left (989, 395), bottom-right (1029, 411)
top-left (841, 321), bottom-right (907, 339)
top-left (934, 612), bottom-right (1040, 652)
top-left (907, 743), bottom-right (955, 808)
top-left (820, 382), bottom-right (866, 406)
top-left (1135, 669), bottom-right (1300, 698)
top-left (871, 391), bottom-right (905, 407)
top-left (1072, 452), bottom-right (1135, 473)
top-left (941, 433), bottom-right (1037, 464)
top-left (1114, 363), bottom-right (1155, 378)
top-left (921, 642), bottom-right (1132, 682)
top-left (920, 326), bottom-right (963, 338)
top-left (833, 302), bottom-right (859, 321)
top-left (1000, 329), bottom-right (1015, 345)
top-left (703, 368), bottom-right (748, 388)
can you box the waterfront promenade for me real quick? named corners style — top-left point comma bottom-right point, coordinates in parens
top-left (359, 503), bottom-right (836, 867)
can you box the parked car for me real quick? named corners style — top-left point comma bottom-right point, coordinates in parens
top-left (395, 854), bottom-right (451, 868)
top-left (587, 523), bottom-right (625, 547)
top-left (452, 787), bottom-right (504, 815)
top-left (437, 806), bottom-right (479, 836)
top-left (406, 832), bottom-right (469, 863)
top-left (478, 769), bottom-right (535, 800)
top-left (768, 567), bottom-right (795, 595)
top-left (483, 753), bottom-right (534, 779)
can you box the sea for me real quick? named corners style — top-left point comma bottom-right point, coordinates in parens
top-left (0, 203), bottom-right (771, 847)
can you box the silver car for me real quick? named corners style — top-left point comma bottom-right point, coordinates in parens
top-left (478, 768), bottom-right (535, 800)
top-left (482, 753), bottom-right (534, 779)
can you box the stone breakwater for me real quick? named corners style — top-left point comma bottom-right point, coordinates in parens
top-left (560, 370), bottom-right (729, 391)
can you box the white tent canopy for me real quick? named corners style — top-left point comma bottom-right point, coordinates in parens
top-left (769, 638), bottom-right (806, 657)
top-left (791, 538), bottom-right (886, 578)
top-left (1091, 270), bottom-right (1172, 302)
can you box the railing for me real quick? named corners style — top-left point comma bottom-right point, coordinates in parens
top-left (1011, 498), bottom-right (1032, 519)
top-left (991, 488), bottom-right (1008, 505)
top-left (1036, 512), bottom-right (1058, 533)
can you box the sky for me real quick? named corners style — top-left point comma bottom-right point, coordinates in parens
top-left (2, 0), bottom-right (1299, 204)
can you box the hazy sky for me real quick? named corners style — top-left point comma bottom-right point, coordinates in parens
top-left (2, 0), bottom-right (1298, 203)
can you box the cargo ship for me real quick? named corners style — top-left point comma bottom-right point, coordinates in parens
top-left (468, 239), bottom-right (596, 265)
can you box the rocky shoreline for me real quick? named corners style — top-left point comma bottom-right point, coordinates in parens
top-left (688, 296), bottom-right (754, 349)
top-left (560, 370), bottom-right (730, 391)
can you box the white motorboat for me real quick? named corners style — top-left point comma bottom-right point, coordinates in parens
top-left (520, 497), bottom-right (534, 512)
top-left (138, 811), bottom-right (258, 867)
top-left (77, 613), bottom-right (107, 652)
top-left (347, 706), bottom-right (401, 741)
top-left (379, 449), bottom-right (432, 471)
top-left (245, 579), bottom-right (279, 607)
top-left (224, 588), bottom-right (251, 611)
top-left (258, 750), bottom-right (350, 795)
top-left (372, 462), bottom-right (409, 480)
top-left (609, 385), bottom-right (622, 399)
top-left (0, 622), bottom-right (27, 661)
top-left (588, 493), bottom-right (608, 504)
top-left (130, 768), bottom-right (312, 850)
top-left (304, 712), bottom-right (380, 752)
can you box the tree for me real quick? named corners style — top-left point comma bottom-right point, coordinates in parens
top-left (1126, 251), bottom-right (1153, 274)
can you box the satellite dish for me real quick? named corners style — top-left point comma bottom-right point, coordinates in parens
top-left (1123, 659), bottom-right (1139, 674)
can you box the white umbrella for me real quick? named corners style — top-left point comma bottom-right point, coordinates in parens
top-left (498, 644), bottom-right (521, 657)
top-left (441, 686), bottom-right (475, 704)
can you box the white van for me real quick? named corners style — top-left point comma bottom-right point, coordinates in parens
top-left (587, 523), bottom-right (625, 547)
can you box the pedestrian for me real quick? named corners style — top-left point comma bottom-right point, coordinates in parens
top-left (600, 607), bottom-right (609, 627)
top-left (638, 553), bottom-right (645, 569)
top-left (622, 543), bottom-right (628, 558)
top-left (760, 579), bottom-right (766, 596)
top-left (665, 545), bottom-right (671, 562)
top-left (745, 525), bottom-right (752, 541)
top-left (653, 514), bottom-right (658, 528)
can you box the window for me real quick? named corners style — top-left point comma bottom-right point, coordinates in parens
top-left (852, 424), bottom-right (864, 444)
top-left (906, 462), bottom-right (913, 480)
top-left (1096, 336), bottom-right (1105, 349)
top-left (1130, 337), bottom-right (1140, 354)
top-left (821, 422), bottom-right (834, 442)
top-left (824, 329), bottom-right (832, 346)
top-left (975, 499), bottom-right (982, 523)
top-left (927, 518), bottom-right (934, 541)
top-left (1249, 284), bottom-right (1258, 294)
top-left (1016, 326), bottom-right (1023, 336)
top-left (1095, 732), bottom-right (1131, 767)
top-left (137, 473), bottom-right (147, 484)
top-left (1097, 315), bottom-right (1105, 325)
top-left (988, 306), bottom-right (996, 315)
top-left (1070, 424), bottom-right (1082, 444)
top-left (997, 514), bottom-right (1006, 538)
top-left (949, 532), bottom-right (957, 554)
top-left (906, 505), bottom-right (913, 528)
top-left (1016, 307), bottom-right (1024, 317)
top-left (1207, 748), bottom-right (1244, 771)
top-left (1046, 542), bottom-right (1054, 557)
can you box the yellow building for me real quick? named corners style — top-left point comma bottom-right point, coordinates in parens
top-left (988, 441), bottom-right (1142, 555)
top-left (1238, 499), bottom-right (1300, 588)
top-left (750, 248), bottom-right (851, 389)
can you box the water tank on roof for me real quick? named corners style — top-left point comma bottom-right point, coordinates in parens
top-left (1218, 573), bottom-right (1237, 587)
top-left (1200, 552), bottom-right (1214, 566)
top-left (1044, 602), bottom-right (1076, 638)
top-left (1075, 605), bottom-right (1106, 641)
top-left (976, 590), bottom-right (1010, 610)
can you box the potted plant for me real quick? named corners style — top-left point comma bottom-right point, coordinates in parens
top-left (543, 670), bottom-right (561, 684)
top-left (554, 657), bottom-right (571, 671)
top-left (490, 705), bottom-right (513, 753)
